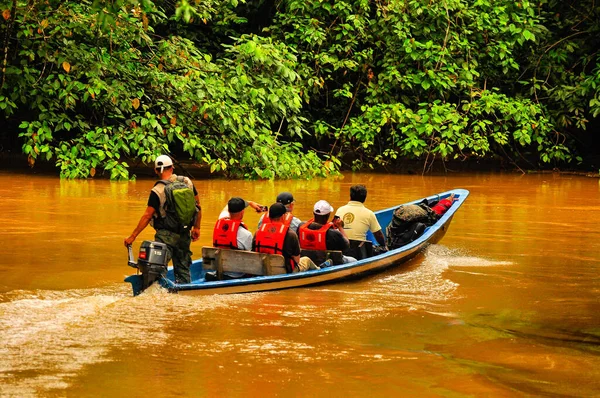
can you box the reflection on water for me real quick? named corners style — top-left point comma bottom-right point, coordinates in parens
top-left (1, 171), bottom-right (599, 396)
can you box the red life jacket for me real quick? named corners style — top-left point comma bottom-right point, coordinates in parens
top-left (255, 221), bottom-right (295, 272)
top-left (298, 219), bottom-right (332, 251)
top-left (261, 212), bottom-right (293, 227)
top-left (431, 198), bottom-right (453, 216)
top-left (213, 218), bottom-right (247, 249)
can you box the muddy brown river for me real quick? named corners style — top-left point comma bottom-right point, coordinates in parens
top-left (0, 171), bottom-right (598, 396)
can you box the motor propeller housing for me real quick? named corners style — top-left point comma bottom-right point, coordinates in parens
top-left (128, 241), bottom-right (169, 290)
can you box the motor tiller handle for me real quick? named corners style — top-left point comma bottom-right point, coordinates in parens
top-left (127, 245), bottom-right (138, 268)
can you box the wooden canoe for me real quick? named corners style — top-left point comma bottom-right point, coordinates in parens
top-left (125, 189), bottom-right (469, 295)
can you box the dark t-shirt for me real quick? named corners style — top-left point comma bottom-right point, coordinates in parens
top-left (298, 222), bottom-right (350, 251)
top-left (282, 230), bottom-right (301, 258)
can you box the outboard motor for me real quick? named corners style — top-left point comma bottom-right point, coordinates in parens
top-left (128, 241), bottom-right (169, 290)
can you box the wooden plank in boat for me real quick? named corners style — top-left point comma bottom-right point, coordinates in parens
top-left (262, 254), bottom-right (287, 275)
top-left (300, 249), bottom-right (344, 265)
top-left (202, 247), bottom-right (286, 277)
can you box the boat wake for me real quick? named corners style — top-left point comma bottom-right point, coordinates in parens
top-left (379, 244), bottom-right (512, 304)
top-left (0, 286), bottom-right (136, 395)
top-left (185, 246), bottom-right (514, 367)
top-left (314, 245), bottom-right (513, 320)
top-left (0, 284), bottom-right (260, 396)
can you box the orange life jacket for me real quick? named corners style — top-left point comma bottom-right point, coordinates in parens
top-left (255, 221), bottom-right (295, 272)
top-left (261, 212), bottom-right (293, 227)
top-left (298, 219), bottom-right (332, 251)
top-left (213, 218), bottom-right (247, 249)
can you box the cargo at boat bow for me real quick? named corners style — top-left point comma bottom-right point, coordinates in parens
top-left (125, 189), bottom-right (469, 295)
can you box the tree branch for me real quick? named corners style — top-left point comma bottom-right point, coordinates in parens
top-left (1, 0), bottom-right (18, 91)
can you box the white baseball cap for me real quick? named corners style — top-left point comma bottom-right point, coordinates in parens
top-left (155, 155), bottom-right (173, 172)
top-left (313, 200), bottom-right (334, 215)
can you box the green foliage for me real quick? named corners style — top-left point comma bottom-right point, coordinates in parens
top-left (0, 0), bottom-right (330, 179)
top-left (271, 0), bottom-right (570, 168)
top-left (342, 91), bottom-right (569, 169)
top-left (520, 0), bottom-right (600, 131)
top-left (587, 59), bottom-right (600, 119)
top-left (0, 0), bottom-right (598, 179)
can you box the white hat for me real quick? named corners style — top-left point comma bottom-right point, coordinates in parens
top-left (155, 155), bottom-right (173, 173)
top-left (313, 200), bottom-right (334, 215)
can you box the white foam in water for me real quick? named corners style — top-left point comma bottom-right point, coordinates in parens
top-left (315, 245), bottom-right (512, 319)
top-left (379, 245), bottom-right (510, 290)
top-left (0, 288), bottom-right (124, 395)
top-left (433, 247), bottom-right (513, 268)
top-left (0, 284), bottom-right (265, 396)
top-left (373, 246), bottom-right (461, 306)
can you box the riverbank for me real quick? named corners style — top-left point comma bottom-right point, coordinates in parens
top-left (1, 151), bottom-right (598, 179)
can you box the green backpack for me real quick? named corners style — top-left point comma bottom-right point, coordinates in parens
top-left (156, 176), bottom-right (198, 233)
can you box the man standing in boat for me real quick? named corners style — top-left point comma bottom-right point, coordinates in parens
top-left (335, 185), bottom-right (387, 252)
top-left (254, 203), bottom-right (320, 273)
top-left (257, 192), bottom-right (302, 233)
top-left (298, 200), bottom-right (356, 264)
top-left (124, 155), bottom-right (201, 284)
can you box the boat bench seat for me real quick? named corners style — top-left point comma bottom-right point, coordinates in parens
top-left (300, 249), bottom-right (344, 265)
top-left (202, 247), bottom-right (287, 279)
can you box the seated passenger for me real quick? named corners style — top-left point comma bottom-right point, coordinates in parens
top-left (213, 197), bottom-right (265, 251)
top-left (298, 200), bottom-right (357, 264)
top-left (257, 191), bottom-right (302, 233)
top-left (385, 194), bottom-right (456, 250)
top-left (335, 184), bottom-right (388, 257)
top-left (211, 197), bottom-right (266, 280)
top-left (253, 203), bottom-right (320, 273)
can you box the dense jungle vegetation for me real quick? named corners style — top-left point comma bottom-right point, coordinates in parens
top-left (0, 0), bottom-right (599, 179)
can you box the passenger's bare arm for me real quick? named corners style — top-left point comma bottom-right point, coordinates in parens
top-left (333, 218), bottom-right (350, 244)
top-left (373, 230), bottom-right (387, 248)
top-left (247, 200), bottom-right (267, 213)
